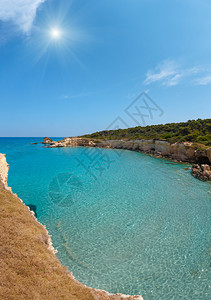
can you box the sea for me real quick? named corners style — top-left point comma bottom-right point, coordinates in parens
top-left (0, 137), bottom-right (211, 300)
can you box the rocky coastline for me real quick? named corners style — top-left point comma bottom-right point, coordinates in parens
top-left (0, 153), bottom-right (9, 187)
top-left (0, 153), bottom-right (143, 300)
top-left (192, 164), bottom-right (211, 181)
top-left (43, 137), bottom-right (211, 181)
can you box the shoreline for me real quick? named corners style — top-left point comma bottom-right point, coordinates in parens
top-left (0, 153), bottom-right (143, 300)
top-left (0, 154), bottom-right (58, 256)
top-left (44, 137), bottom-right (211, 181)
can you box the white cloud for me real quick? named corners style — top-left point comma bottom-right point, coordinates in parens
top-left (165, 73), bottom-right (183, 87)
top-left (194, 75), bottom-right (211, 85)
top-left (61, 91), bottom-right (93, 100)
top-left (143, 60), bottom-right (204, 87)
top-left (144, 60), bottom-right (179, 86)
top-left (0, 0), bottom-right (46, 33)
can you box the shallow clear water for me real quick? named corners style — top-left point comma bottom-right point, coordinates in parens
top-left (0, 138), bottom-right (211, 300)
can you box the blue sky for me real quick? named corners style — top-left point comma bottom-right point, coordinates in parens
top-left (0, 0), bottom-right (210, 137)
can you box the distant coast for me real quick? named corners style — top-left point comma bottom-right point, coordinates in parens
top-left (43, 137), bottom-right (211, 181)
top-left (42, 119), bottom-right (211, 181)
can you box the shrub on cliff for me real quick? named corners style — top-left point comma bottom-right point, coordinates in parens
top-left (82, 118), bottom-right (211, 146)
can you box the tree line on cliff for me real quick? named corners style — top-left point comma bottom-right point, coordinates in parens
top-left (82, 119), bottom-right (211, 146)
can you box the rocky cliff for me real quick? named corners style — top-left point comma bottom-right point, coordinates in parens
top-left (97, 139), bottom-right (211, 164)
top-left (46, 137), bottom-right (211, 164)
top-left (0, 153), bottom-right (143, 300)
top-left (0, 154), bottom-right (9, 187)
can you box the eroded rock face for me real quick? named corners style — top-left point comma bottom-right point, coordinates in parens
top-left (207, 148), bottom-right (211, 163)
top-left (0, 154), bottom-right (9, 187)
top-left (192, 164), bottom-right (211, 181)
top-left (98, 140), bottom-right (211, 165)
top-left (48, 137), bottom-right (96, 148)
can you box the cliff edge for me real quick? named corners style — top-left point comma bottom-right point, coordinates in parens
top-left (0, 154), bottom-right (9, 187)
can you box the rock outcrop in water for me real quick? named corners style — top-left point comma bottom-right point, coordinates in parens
top-left (0, 153), bottom-right (143, 300)
top-left (43, 137), bottom-right (211, 181)
top-left (48, 137), bottom-right (96, 147)
top-left (192, 164), bottom-right (211, 181)
top-left (43, 137), bottom-right (54, 144)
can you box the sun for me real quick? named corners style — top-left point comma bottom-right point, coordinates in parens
top-left (50, 28), bottom-right (62, 39)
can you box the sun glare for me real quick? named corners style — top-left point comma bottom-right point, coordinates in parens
top-left (50, 28), bottom-right (62, 39)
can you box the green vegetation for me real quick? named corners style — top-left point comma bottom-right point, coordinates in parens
top-left (83, 119), bottom-right (211, 146)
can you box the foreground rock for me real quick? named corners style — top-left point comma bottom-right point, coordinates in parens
top-left (0, 153), bottom-right (143, 300)
top-left (192, 164), bottom-right (211, 181)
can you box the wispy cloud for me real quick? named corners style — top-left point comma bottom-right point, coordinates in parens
top-left (165, 73), bottom-right (183, 87)
top-left (61, 92), bottom-right (93, 100)
top-left (143, 59), bottom-right (209, 87)
top-left (194, 75), bottom-right (211, 86)
top-left (0, 0), bottom-right (46, 34)
top-left (144, 60), bottom-right (179, 86)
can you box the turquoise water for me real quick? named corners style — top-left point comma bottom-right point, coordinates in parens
top-left (0, 138), bottom-right (211, 300)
